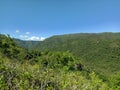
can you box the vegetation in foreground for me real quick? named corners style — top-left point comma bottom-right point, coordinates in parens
top-left (0, 34), bottom-right (120, 90)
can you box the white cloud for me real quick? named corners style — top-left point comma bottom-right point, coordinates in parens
top-left (25, 32), bottom-right (30, 35)
top-left (26, 36), bottom-right (45, 41)
top-left (19, 35), bottom-right (45, 41)
top-left (16, 30), bottom-right (19, 33)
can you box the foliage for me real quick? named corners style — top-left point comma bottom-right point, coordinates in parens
top-left (0, 53), bottom-right (110, 90)
top-left (109, 72), bottom-right (120, 90)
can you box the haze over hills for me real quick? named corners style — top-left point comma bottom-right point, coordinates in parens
top-left (15, 32), bottom-right (120, 76)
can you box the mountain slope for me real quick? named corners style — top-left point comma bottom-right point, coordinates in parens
top-left (33, 33), bottom-right (120, 76)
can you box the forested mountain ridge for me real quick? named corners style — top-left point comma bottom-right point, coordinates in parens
top-left (34, 32), bottom-right (120, 52)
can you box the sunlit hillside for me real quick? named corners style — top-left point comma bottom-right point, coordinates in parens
top-left (0, 34), bottom-right (120, 89)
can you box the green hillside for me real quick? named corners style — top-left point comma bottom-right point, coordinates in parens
top-left (0, 34), bottom-right (115, 90)
top-left (1, 33), bottom-right (120, 89)
top-left (32, 33), bottom-right (120, 77)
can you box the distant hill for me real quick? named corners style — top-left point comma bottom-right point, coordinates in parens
top-left (14, 39), bottom-right (40, 49)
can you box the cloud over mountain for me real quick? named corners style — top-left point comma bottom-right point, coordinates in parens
top-left (19, 35), bottom-right (45, 41)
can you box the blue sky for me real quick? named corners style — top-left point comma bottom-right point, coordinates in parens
top-left (0, 0), bottom-right (120, 40)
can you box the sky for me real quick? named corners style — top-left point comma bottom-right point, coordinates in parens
top-left (0, 0), bottom-right (120, 41)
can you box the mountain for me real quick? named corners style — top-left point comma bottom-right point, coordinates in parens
top-left (29, 32), bottom-right (120, 76)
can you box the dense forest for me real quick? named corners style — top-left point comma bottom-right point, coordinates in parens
top-left (0, 33), bottom-right (120, 90)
